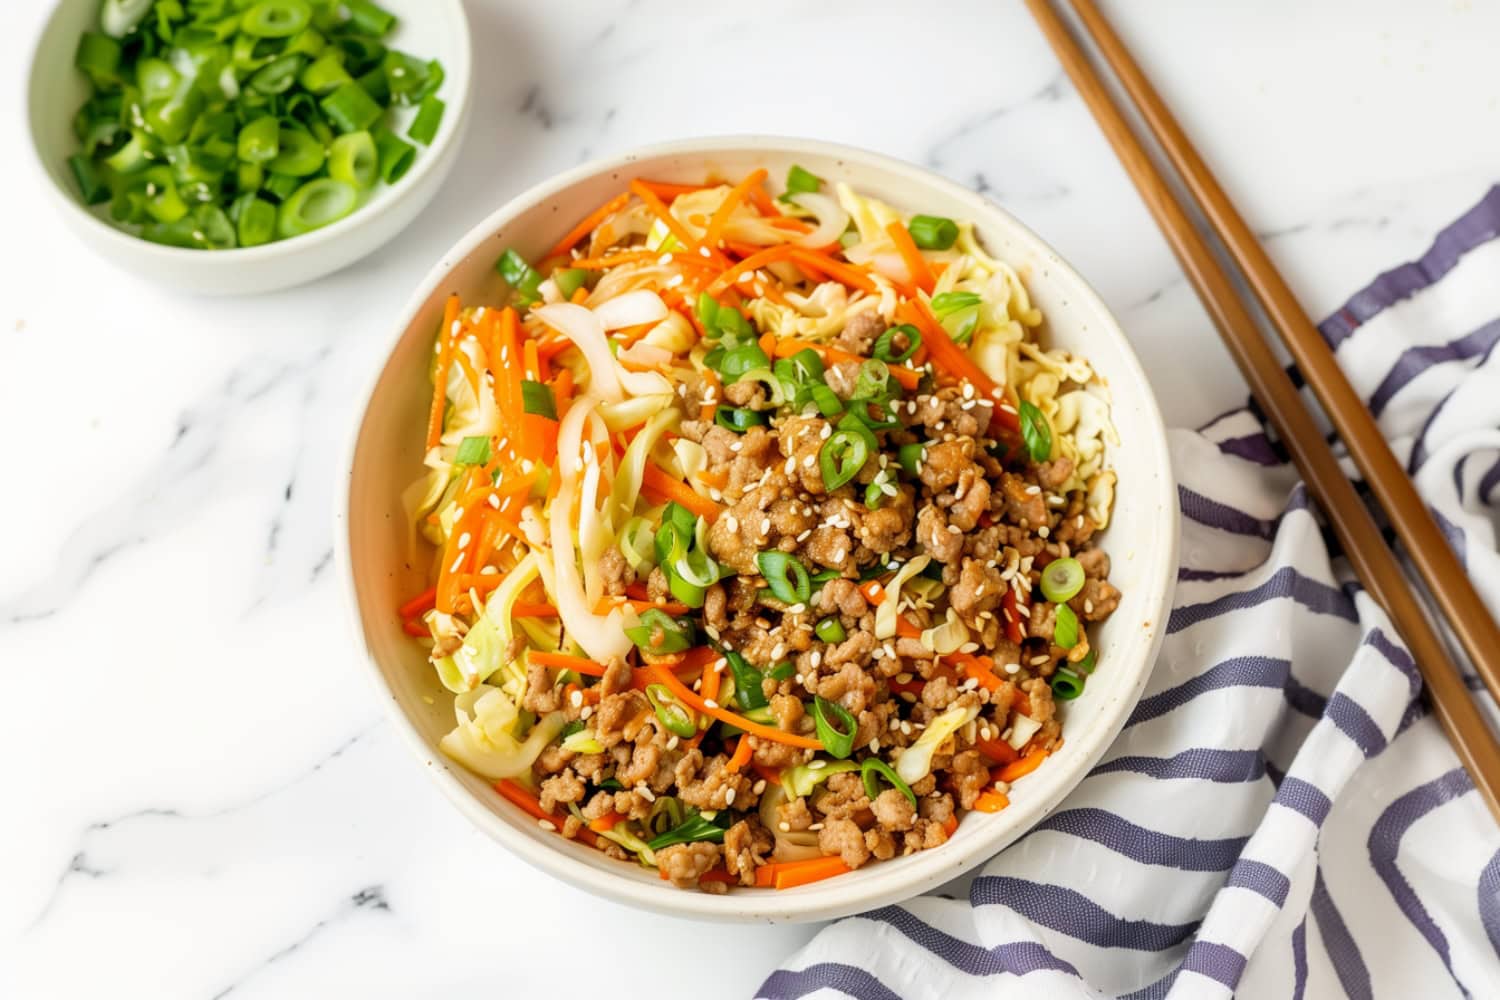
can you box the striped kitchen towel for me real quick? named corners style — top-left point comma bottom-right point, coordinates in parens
top-left (758, 187), bottom-right (1500, 1000)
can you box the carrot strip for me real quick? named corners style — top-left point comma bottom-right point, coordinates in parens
top-left (398, 586), bottom-right (437, 619)
top-left (494, 779), bottom-right (598, 846)
top-left (705, 243), bottom-right (801, 296)
top-left (973, 791), bottom-right (1010, 813)
top-left (941, 814), bottom-right (959, 837)
top-left (512, 601), bottom-right (560, 618)
top-left (640, 663), bottom-right (823, 749)
top-left (997, 748), bottom-right (1049, 784)
top-left (547, 190), bottom-right (631, 258)
top-left (977, 737), bottom-right (1020, 766)
top-left (786, 247), bottom-right (878, 294)
top-left (698, 367), bottom-right (721, 421)
top-left (528, 650), bottom-right (609, 677)
top-left (402, 618), bottom-right (429, 637)
top-left (726, 733), bottom-right (755, 774)
top-left (770, 855), bottom-right (854, 890)
top-left (900, 299), bottom-right (1020, 433)
top-left (950, 652), bottom-right (1005, 692)
top-left (747, 182), bottom-right (779, 217)
top-left (640, 463), bottom-right (721, 521)
top-left (569, 285), bottom-right (590, 304)
top-left (750, 761), bottom-right (783, 786)
top-left (885, 220), bottom-right (935, 293)
top-left (523, 338), bottom-right (541, 381)
top-left (588, 811), bottom-right (625, 833)
top-left (635, 179), bottom-right (710, 200)
top-left (1000, 588), bottom-right (1027, 645)
top-left (694, 468), bottom-right (728, 490)
top-left (702, 168), bottom-right (768, 251)
top-left (425, 296), bottom-right (461, 451)
top-left (596, 597), bottom-right (693, 616)
top-left (629, 180), bottom-right (729, 267)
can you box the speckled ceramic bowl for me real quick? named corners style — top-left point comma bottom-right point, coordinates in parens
top-left (25, 0), bottom-right (471, 295)
top-left (338, 136), bottom-right (1178, 922)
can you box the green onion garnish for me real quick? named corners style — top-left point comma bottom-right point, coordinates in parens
top-left (819, 429), bottom-right (869, 492)
top-left (1039, 557), bottom-right (1085, 603)
top-left (806, 383), bottom-right (844, 418)
top-left (521, 379), bottom-right (558, 420)
top-left (328, 131), bottom-right (378, 190)
top-left (373, 127), bottom-right (416, 184)
top-left (496, 249), bottom-right (544, 305)
top-left (1019, 401), bottom-right (1053, 463)
top-left (1051, 667), bottom-right (1085, 701)
top-left (645, 684), bottom-right (698, 739)
top-left (1053, 603), bottom-right (1080, 649)
top-left (554, 267), bottom-right (589, 299)
top-left (240, 0), bottom-right (313, 39)
top-left (646, 811), bottom-right (727, 851)
top-left (780, 164), bottom-right (822, 202)
top-left (268, 127), bottom-right (326, 176)
top-left (408, 95), bottom-right (445, 145)
top-left (345, 0), bottom-right (397, 37)
top-left (714, 406), bottom-right (766, 434)
top-left (813, 695), bottom-right (858, 759)
top-left (907, 214), bottom-right (959, 250)
top-left (454, 435), bottom-right (491, 466)
top-left (723, 648), bottom-right (768, 711)
top-left (767, 662), bottom-right (796, 682)
top-left (758, 551), bottom-right (811, 606)
top-left (276, 178), bottom-right (358, 237)
top-left (897, 442), bottom-right (925, 477)
top-left (814, 617), bottom-right (846, 644)
top-left (1076, 648), bottom-right (1098, 674)
top-left (625, 608), bottom-right (697, 654)
top-left (861, 757), bottom-right (917, 809)
top-left (872, 323), bottom-right (922, 363)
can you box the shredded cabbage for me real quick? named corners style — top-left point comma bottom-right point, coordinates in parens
top-left (483, 551), bottom-right (539, 657)
top-left (896, 701), bottom-right (982, 785)
top-left (439, 685), bottom-right (567, 780)
top-left (1006, 713), bottom-right (1043, 752)
top-left (780, 759), bottom-right (859, 799)
top-left (609, 406), bottom-right (680, 528)
top-left (875, 554), bottom-right (931, 640)
top-left (920, 608), bottom-right (970, 656)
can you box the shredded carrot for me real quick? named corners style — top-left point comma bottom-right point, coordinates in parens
top-left (588, 811), bottom-right (625, 833)
top-left (569, 285), bottom-right (590, 304)
top-left (997, 748), bottom-right (1049, 784)
top-left (640, 662), bottom-right (823, 749)
top-left (750, 761), bottom-right (782, 786)
top-left (706, 243), bottom-right (801, 296)
top-left (786, 247), bottom-right (878, 294)
top-left (425, 295), bottom-right (461, 451)
top-left (552, 367), bottom-right (574, 411)
top-left (941, 814), bottom-right (960, 837)
top-left (547, 190), bottom-right (631, 258)
top-left (726, 733), bottom-right (755, 774)
top-left (746, 181), bottom-right (779, 217)
top-left (629, 180), bottom-right (729, 267)
top-left (766, 216), bottom-right (813, 233)
top-left (973, 790), bottom-right (1010, 813)
top-left (698, 367), bottom-right (721, 421)
top-left (702, 168), bottom-right (768, 251)
top-left (595, 597), bottom-right (693, 617)
top-left (640, 463), bottom-right (721, 521)
top-left (634, 179), bottom-right (710, 201)
top-left (899, 299), bottom-right (1020, 433)
top-left (494, 779), bottom-right (597, 846)
top-left (977, 737), bottom-right (1020, 765)
top-left (512, 601), bottom-right (560, 618)
top-left (402, 618), bottom-right (429, 637)
top-left (950, 652), bottom-right (1005, 692)
top-left (885, 220), bottom-right (935, 293)
top-left (528, 650), bottom-right (609, 677)
top-left (693, 468), bottom-right (728, 490)
top-left (523, 338), bottom-right (541, 381)
top-left (398, 586), bottom-right (437, 619)
top-left (1000, 588), bottom-right (1027, 645)
top-left (757, 330), bottom-right (777, 358)
top-left (758, 855), bottom-right (854, 890)
top-left (859, 579), bottom-right (885, 604)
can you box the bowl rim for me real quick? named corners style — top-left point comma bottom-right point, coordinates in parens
top-left (23, 0), bottom-right (473, 264)
top-left (335, 134), bottom-right (1179, 922)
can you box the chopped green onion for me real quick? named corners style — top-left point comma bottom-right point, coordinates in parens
top-left (372, 126), bottom-right (415, 183)
top-left (321, 81), bottom-right (383, 133)
top-left (554, 267), bottom-right (588, 299)
top-left (907, 214), bottom-right (958, 250)
top-left (780, 164), bottom-right (822, 202)
top-left (807, 383), bottom-right (844, 418)
top-left (646, 811), bottom-right (726, 851)
top-left (1019, 401), bottom-right (1052, 462)
top-left (785, 347), bottom-right (824, 382)
top-left (862, 757), bottom-right (917, 809)
top-left (276, 178), bottom-right (357, 236)
top-left (1051, 667), bottom-right (1085, 701)
top-left (248, 53), bottom-right (305, 95)
top-left (695, 292), bottom-right (720, 331)
top-left (454, 435), bottom-right (491, 466)
top-left (1039, 557), bottom-right (1085, 603)
top-left (496, 249), bottom-right (543, 305)
top-left (521, 379), bottom-right (558, 419)
top-left (193, 204), bottom-right (237, 250)
top-left (723, 649), bottom-right (767, 711)
top-left (1076, 648), bottom-right (1098, 675)
top-left (236, 196), bottom-right (276, 247)
top-left (767, 662), bottom-right (796, 682)
top-left (667, 572), bottom-right (706, 609)
top-left (625, 608), bottom-right (696, 654)
top-left (758, 551), bottom-right (811, 606)
top-left (74, 33), bottom-right (122, 87)
top-left (268, 126), bottom-right (325, 176)
top-left (345, 0), bottom-right (397, 37)
top-left (714, 342), bottom-right (771, 383)
top-left (101, 0), bottom-right (154, 38)
top-left (714, 406), bottom-right (766, 434)
top-left (897, 442), bottom-right (925, 476)
top-left (940, 304), bottom-right (981, 345)
top-left (263, 171), bottom-right (302, 201)
top-left (819, 429), bottom-right (870, 492)
top-left (814, 617), bottom-right (846, 644)
top-left (851, 360), bottom-right (891, 403)
top-left (408, 95), bottom-right (445, 145)
top-left (864, 481), bottom-right (886, 510)
top-left (1054, 603), bottom-right (1080, 649)
top-left (646, 684), bottom-right (698, 738)
top-left (813, 695), bottom-right (857, 759)
top-left (67, 155), bottom-right (110, 205)
top-left (558, 719), bottom-right (587, 740)
top-left (299, 50), bottom-right (352, 94)
top-left (328, 130), bottom-right (378, 190)
top-left (872, 323), bottom-right (922, 363)
top-left (241, 0), bottom-right (313, 38)
top-left (237, 115), bottom-right (280, 163)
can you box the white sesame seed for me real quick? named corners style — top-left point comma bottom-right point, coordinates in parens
top-left (638, 785), bottom-right (656, 802)
top-left (480, 565), bottom-right (499, 576)
top-left (803, 453), bottom-right (817, 468)
top-left (725, 788), bottom-right (737, 806)
top-left (487, 493), bottom-right (501, 509)
top-left (1026, 485), bottom-right (1042, 495)
top-left (581, 705), bottom-right (594, 719)
top-left (725, 514), bottom-right (739, 533)
top-left (809, 760), bottom-right (826, 769)
top-left (753, 779), bottom-right (767, 794)
top-left (457, 532), bottom-right (472, 549)
top-left (1038, 526), bottom-right (1050, 539)
top-left (1085, 599), bottom-right (1095, 615)
top-left (809, 822), bottom-right (824, 831)
top-left (869, 738), bottom-right (881, 752)
top-left (959, 641), bottom-right (981, 654)
top-left (570, 690), bottom-right (584, 708)
top-left (538, 819), bottom-right (557, 831)
top-left (667, 735), bottom-right (680, 750)
top-left (449, 554), bottom-right (465, 573)
top-left (704, 699), bottom-right (719, 710)
top-left (1030, 654), bottom-right (1050, 666)
top-left (779, 821), bottom-right (791, 832)
top-left (810, 650), bottom-right (823, 667)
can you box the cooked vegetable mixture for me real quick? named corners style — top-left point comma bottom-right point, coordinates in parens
top-left (67, 0), bottom-right (444, 248)
top-left (400, 168), bottom-right (1121, 891)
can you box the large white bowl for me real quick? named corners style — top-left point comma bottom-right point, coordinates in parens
top-left (338, 137), bottom-right (1179, 923)
top-left (25, 0), bottom-right (471, 296)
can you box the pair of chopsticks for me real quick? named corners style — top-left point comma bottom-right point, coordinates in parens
top-left (1023, 0), bottom-right (1500, 821)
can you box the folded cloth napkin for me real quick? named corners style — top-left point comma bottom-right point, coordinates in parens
top-left (758, 186), bottom-right (1500, 999)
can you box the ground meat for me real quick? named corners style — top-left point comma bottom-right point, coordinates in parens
top-left (704, 583), bottom-right (729, 630)
top-left (778, 414), bottom-right (838, 495)
top-left (534, 743), bottom-right (573, 776)
top-left (916, 504), bottom-right (964, 564)
top-left (908, 387), bottom-right (988, 439)
top-left (825, 629), bottom-right (876, 667)
top-left (599, 656), bottom-right (632, 698)
top-left (646, 565), bottom-right (670, 601)
top-left (814, 578), bottom-right (869, 618)
top-left (1037, 456), bottom-right (1074, 490)
top-left (538, 769), bottom-right (586, 813)
top-left (919, 439), bottom-right (976, 493)
top-left (814, 771), bottom-right (872, 821)
top-left (1073, 577), bottom-right (1122, 621)
top-left (522, 662), bottom-right (560, 714)
top-left (921, 675), bottom-right (959, 711)
top-left (724, 817), bottom-right (774, 885)
top-left (918, 792), bottom-right (956, 826)
top-left (617, 740), bottom-right (661, 787)
top-left (770, 693), bottom-right (806, 732)
top-left (1027, 601), bottom-right (1056, 643)
top-left (724, 378), bottom-right (768, 408)
top-left (597, 547), bottom-right (634, 597)
top-left (836, 308), bottom-right (885, 355)
top-left (824, 360), bottom-right (864, 400)
top-left (947, 475), bottom-right (990, 532)
top-left (871, 788), bottom-right (917, 831)
top-left (855, 486), bottom-right (916, 554)
top-left (594, 690), bottom-right (652, 748)
top-left (950, 558), bottom-right (1005, 619)
top-left (904, 818), bottom-right (950, 853)
top-left (658, 842), bottom-right (722, 888)
top-left (950, 750), bottom-right (990, 809)
top-left (674, 749), bottom-right (754, 810)
top-left (754, 734), bottom-right (813, 770)
top-left (571, 752), bottom-right (610, 783)
top-left (804, 525), bottom-right (855, 572)
top-left (999, 473), bottom-right (1047, 526)
top-left (818, 817), bottom-right (872, 869)
top-left (581, 791), bottom-right (615, 821)
top-left (561, 814), bottom-right (584, 839)
top-left (816, 660), bottom-right (877, 715)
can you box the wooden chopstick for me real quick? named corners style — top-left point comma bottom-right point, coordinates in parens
top-left (1021, 0), bottom-right (1500, 821)
top-left (1063, 0), bottom-right (1500, 745)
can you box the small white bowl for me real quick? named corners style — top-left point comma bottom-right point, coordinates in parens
top-left (338, 137), bottom-right (1179, 923)
top-left (25, 0), bottom-right (471, 296)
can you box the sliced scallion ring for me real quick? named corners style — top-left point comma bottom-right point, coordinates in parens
top-left (872, 323), bottom-right (922, 363)
top-left (1039, 557), bottom-right (1085, 603)
top-left (813, 695), bottom-right (857, 759)
top-left (240, 0), bottom-right (313, 38)
top-left (758, 551), bottom-right (811, 605)
top-left (276, 178), bottom-right (357, 237)
top-left (328, 130), bottom-right (378, 190)
top-left (1051, 667), bottom-right (1084, 701)
top-left (861, 757), bottom-right (917, 809)
top-left (645, 684), bottom-right (697, 739)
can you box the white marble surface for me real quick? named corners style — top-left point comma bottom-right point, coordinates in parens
top-left (4, 1), bottom-right (1499, 996)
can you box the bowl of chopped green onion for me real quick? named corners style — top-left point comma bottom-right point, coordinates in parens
top-left (26, 0), bottom-right (471, 295)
